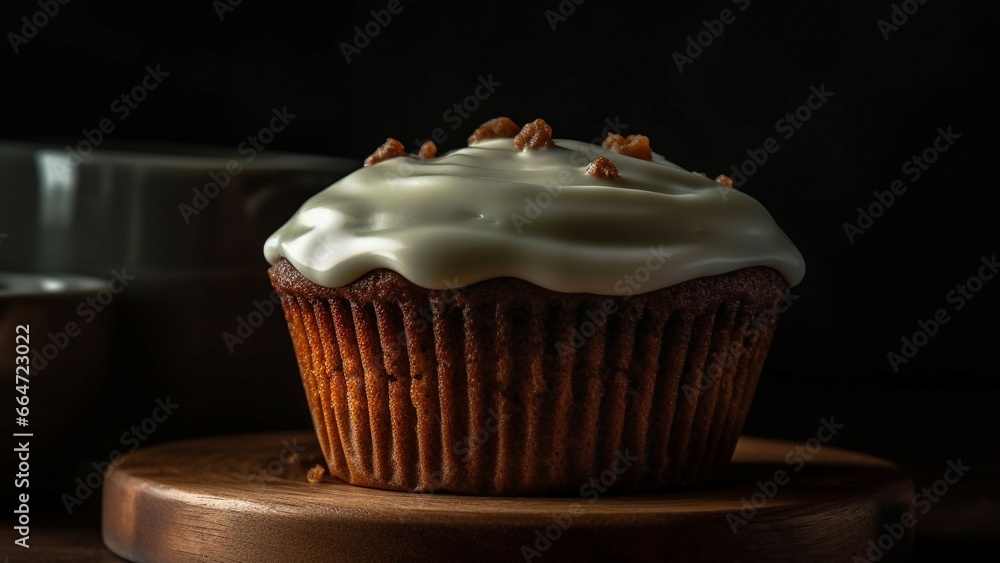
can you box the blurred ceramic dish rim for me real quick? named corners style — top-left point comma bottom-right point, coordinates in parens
top-left (0, 137), bottom-right (359, 273)
top-left (1, 138), bottom-right (357, 169)
top-left (0, 272), bottom-right (108, 299)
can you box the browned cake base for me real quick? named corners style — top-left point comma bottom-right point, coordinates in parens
top-left (269, 259), bottom-right (789, 495)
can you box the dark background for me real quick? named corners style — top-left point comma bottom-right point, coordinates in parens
top-left (2, 0), bottom-right (997, 560)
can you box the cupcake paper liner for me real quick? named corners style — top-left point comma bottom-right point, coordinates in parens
top-left (270, 259), bottom-right (786, 495)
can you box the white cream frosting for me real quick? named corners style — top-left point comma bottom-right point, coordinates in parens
top-left (264, 137), bottom-right (804, 294)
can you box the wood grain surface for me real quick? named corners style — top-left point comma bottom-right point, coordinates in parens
top-left (102, 432), bottom-right (915, 562)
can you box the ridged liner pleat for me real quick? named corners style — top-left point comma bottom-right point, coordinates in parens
top-left (492, 301), bottom-right (519, 491)
top-left (329, 299), bottom-right (372, 481)
top-left (270, 261), bottom-right (786, 495)
top-left (617, 302), bottom-right (668, 489)
top-left (431, 299), bottom-right (468, 491)
top-left (399, 300), bottom-right (440, 491)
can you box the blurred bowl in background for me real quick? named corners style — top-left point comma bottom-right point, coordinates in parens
top-left (1, 272), bottom-right (114, 509)
top-left (1, 139), bottom-right (357, 273)
top-left (0, 139), bottom-right (358, 451)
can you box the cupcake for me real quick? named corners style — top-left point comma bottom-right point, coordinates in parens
top-left (264, 117), bottom-right (804, 495)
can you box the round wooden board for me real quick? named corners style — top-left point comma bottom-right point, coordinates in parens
top-left (102, 431), bottom-right (914, 563)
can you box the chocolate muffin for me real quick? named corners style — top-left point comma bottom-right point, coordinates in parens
top-left (264, 117), bottom-right (805, 495)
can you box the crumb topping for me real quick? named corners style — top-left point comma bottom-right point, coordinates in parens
top-left (586, 156), bottom-right (619, 179)
top-left (513, 118), bottom-right (555, 152)
top-left (364, 138), bottom-right (406, 166)
top-left (363, 118), bottom-right (737, 193)
top-left (418, 141), bottom-right (437, 159)
top-left (468, 117), bottom-right (520, 146)
top-left (602, 133), bottom-right (652, 161)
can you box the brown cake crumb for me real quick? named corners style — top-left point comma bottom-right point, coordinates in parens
top-left (306, 464), bottom-right (326, 483)
top-left (364, 138), bottom-right (406, 166)
top-left (715, 174), bottom-right (734, 188)
top-left (693, 171), bottom-right (708, 177)
top-left (468, 117), bottom-right (520, 145)
top-left (602, 134), bottom-right (653, 161)
top-left (418, 141), bottom-right (437, 159)
top-left (513, 118), bottom-right (555, 151)
top-left (586, 156), bottom-right (619, 179)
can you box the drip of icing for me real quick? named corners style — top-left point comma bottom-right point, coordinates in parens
top-left (264, 138), bottom-right (805, 294)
